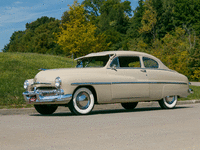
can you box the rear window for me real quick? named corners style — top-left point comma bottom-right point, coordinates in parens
top-left (143, 57), bottom-right (158, 68)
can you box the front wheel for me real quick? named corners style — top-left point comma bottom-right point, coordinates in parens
top-left (158, 95), bottom-right (177, 109)
top-left (69, 87), bottom-right (95, 115)
top-left (121, 102), bottom-right (138, 110)
top-left (34, 104), bottom-right (58, 115)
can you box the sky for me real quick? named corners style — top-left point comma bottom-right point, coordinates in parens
top-left (0, 0), bottom-right (139, 52)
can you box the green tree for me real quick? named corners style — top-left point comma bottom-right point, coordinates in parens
top-left (83, 0), bottom-right (132, 50)
top-left (153, 0), bottom-right (176, 38)
top-left (26, 16), bottom-right (56, 31)
top-left (82, 0), bottom-right (104, 17)
top-left (56, 1), bottom-right (110, 57)
top-left (126, 0), bottom-right (145, 39)
top-left (173, 0), bottom-right (200, 35)
top-left (3, 16), bottom-right (61, 55)
top-left (2, 31), bottom-right (25, 52)
top-left (149, 28), bottom-right (191, 77)
top-left (140, 0), bottom-right (157, 42)
top-left (61, 11), bottom-right (70, 24)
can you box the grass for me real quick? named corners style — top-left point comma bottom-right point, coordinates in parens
top-left (0, 52), bottom-right (75, 108)
top-left (0, 52), bottom-right (199, 109)
top-left (179, 85), bottom-right (200, 100)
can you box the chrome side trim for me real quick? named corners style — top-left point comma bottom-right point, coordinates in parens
top-left (23, 89), bottom-right (72, 104)
top-left (71, 82), bottom-right (112, 85)
top-left (107, 68), bottom-right (175, 72)
top-left (71, 81), bottom-right (187, 86)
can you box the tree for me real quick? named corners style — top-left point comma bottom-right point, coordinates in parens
top-left (173, 0), bottom-right (200, 35)
top-left (61, 11), bottom-right (70, 24)
top-left (156, 0), bottom-right (175, 38)
top-left (82, 0), bottom-right (104, 17)
top-left (83, 0), bottom-right (132, 50)
top-left (3, 16), bottom-right (61, 54)
top-left (56, 1), bottom-right (110, 57)
top-left (2, 31), bottom-right (25, 52)
top-left (98, 0), bottom-right (131, 34)
top-left (126, 0), bottom-right (145, 39)
top-left (26, 16), bottom-right (56, 31)
top-left (140, 0), bottom-right (157, 42)
top-left (150, 28), bottom-right (191, 77)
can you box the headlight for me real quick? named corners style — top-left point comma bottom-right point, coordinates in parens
top-left (24, 80), bottom-right (29, 90)
top-left (55, 77), bottom-right (62, 89)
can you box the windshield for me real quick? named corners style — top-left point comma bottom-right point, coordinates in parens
top-left (76, 55), bottom-right (110, 68)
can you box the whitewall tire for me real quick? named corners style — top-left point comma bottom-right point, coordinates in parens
top-left (159, 95), bottom-right (178, 109)
top-left (69, 87), bottom-right (95, 115)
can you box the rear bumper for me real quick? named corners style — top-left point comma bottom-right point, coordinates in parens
top-left (23, 89), bottom-right (72, 104)
top-left (189, 89), bottom-right (193, 94)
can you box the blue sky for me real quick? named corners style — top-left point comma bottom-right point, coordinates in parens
top-left (0, 0), bottom-right (139, 52)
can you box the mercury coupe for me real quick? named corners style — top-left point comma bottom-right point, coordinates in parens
top-left (23, 51), bottom-right (192, 115)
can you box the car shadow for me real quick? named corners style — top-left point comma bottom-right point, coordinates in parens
top-left (30, 105), bottom-right (191, 117)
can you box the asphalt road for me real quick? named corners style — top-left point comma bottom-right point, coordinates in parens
top-left (0, 103), bottom-right (200, 150)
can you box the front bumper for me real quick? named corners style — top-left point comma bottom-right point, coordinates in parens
top-left (23, 89), bottom-right (72, 104)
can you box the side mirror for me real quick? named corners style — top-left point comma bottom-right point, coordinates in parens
top-left (111, 64), bottom-right (117, 71)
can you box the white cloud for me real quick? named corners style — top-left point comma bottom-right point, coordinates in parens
top-left (14, 1), bottom-right (23, 4)
top-left (0, 0), bottom-right (72, 26)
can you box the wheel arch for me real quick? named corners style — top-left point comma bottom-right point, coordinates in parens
top-left (73, 85), bottom-right (98, 104)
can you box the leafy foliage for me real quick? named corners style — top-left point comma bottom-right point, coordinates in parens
top-left (140, 0), bottom-right (157, 41)
top-left (56, 1), bottom-right (110, 57)
top-left (2, 0), bottom-right (200, 81)
top-left (3, 16), bottom-right (61, 55)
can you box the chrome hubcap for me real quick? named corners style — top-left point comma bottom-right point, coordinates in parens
top-left (165, 96), bottom-right (175, 104)
top-left (76, 92), bottom-right (91, 110)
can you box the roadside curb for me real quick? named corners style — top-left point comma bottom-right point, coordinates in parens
top-left (177, 100), bottom-right (200, 105)
top-left (0, 100), bottom-right (200, 115)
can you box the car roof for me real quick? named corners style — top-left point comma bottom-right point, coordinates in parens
top-left (76, 51), bottom-right (157, 60)
top-left (75, 51), bottom-right (169, 69)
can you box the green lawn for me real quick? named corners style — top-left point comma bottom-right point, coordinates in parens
top-left (179, 85), bottom-right (200, 100)
top-left (0, 52), bottom-right (75, 108)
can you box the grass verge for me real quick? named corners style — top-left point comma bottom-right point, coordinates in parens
top-left (179, 85), bottom-right (200, 100)
top-left (0, 52), bottom-right (75, 108)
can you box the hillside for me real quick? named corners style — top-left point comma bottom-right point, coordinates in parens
top-left (0, 52), bottom-right (74, 107)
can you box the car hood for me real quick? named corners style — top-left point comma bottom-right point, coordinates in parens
top-left (34, 68), bottom-right (106, 84)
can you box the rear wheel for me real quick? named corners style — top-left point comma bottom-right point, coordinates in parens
top-left (34, 104), bottom-right (58, 115)
top-left (121, 102), bottom-right (138, 110)
top-left (69, 87), bottom-right (95, 115)
top-left (158, 95), bottom-right (177, 109)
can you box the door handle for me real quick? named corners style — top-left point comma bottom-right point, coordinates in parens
top-left (141, 69), bottom-right (146, 73)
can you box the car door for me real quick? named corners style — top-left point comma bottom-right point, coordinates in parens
top-left (108, 56), bottom-right (149, 100)
top-left (142, 57), bottom-right (164, 99)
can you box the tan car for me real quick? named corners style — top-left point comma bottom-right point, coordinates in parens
top-left (23, 51), bottom-right (192, 115)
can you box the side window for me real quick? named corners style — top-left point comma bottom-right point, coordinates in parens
top-left (118, 56), bottom-right (141, 68)
top-left (110, 57), bottom-right (120, 68)
top-left (143, 57), bottom-right (159, 68)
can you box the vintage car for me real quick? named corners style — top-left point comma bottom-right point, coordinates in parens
top-left (23, 51), bottom-right (192, 115)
